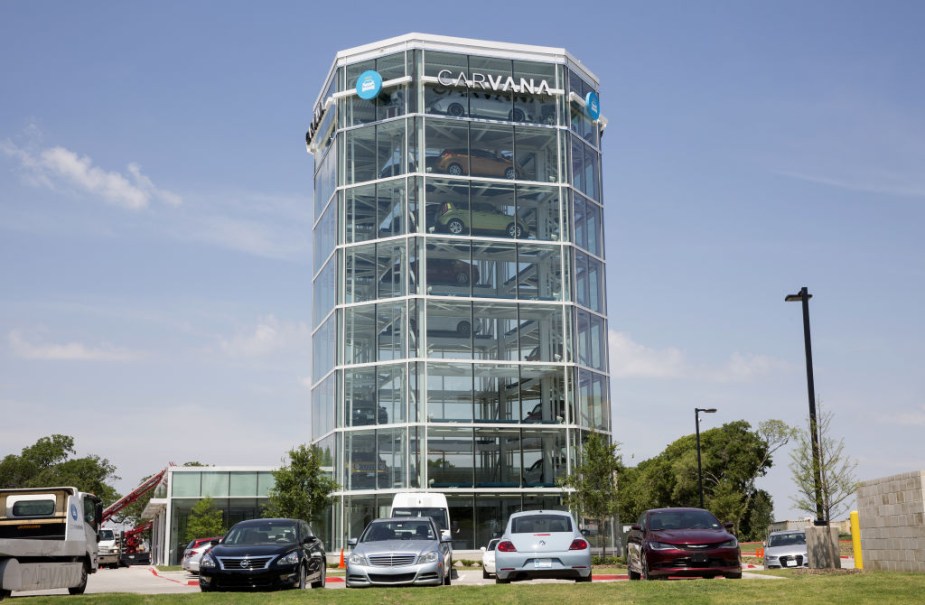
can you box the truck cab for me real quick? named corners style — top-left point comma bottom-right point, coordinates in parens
top-left (0, 487), bottom-right (102, 598)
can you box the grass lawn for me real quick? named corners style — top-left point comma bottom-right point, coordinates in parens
top-left (15, 571), bottom-right (925, 604)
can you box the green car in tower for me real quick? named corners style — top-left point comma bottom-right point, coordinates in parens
top-left (435, 201), bottom-right (527, 238)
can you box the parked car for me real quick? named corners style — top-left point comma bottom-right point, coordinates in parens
top-left (429, 92), bottom-right (532, 123)
top-left (198, 518), bottom-right (326, 591)
top-left (382, 258), bottom-right (480, 287)
top-left (626, 507), bottom-right (741, 580)
top-left (434, 148), bottom-right (521, 180)
top-left (494, 510), bottom-right (591, 583)
top-left (181, 536), bottom-right (223, 574)
top-left (481, 538), bottom-right (500, 578)
top-left (350, 400), bottom-right (388, 426)
top-left (345, 517), bottom-right (452, 587)
top-left (764, 530), bottom-right (808, 569)
top-left (435, 201), bottom-right (527, 238)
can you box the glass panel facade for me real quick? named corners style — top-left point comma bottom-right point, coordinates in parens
top-left (307, 35), bottom-right (609, 552)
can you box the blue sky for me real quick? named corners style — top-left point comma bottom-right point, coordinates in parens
top-left (1, 1), bottom-right (923, 521)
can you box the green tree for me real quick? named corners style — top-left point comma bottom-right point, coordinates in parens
top-left (184, 497), bottom-right (225, 543)
top-left (616, 420), bottom-right (787, 540)
top-left (264, 445), bottom-right (338, 524)
top-left (0, 434), bottom-right (119, 505)
top-left (561, 431), bottom-right (623, 558)
top-left (789, 407), bottom-right (858, 521)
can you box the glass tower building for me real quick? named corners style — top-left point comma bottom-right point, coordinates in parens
top-left (306, 34), bottom-right (609, 550)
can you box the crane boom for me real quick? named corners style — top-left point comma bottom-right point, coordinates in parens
top-left (101, 465), bottom-right (170, 523)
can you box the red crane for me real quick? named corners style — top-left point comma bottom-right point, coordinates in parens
top-left (101, 465), bottom-right (170, 523)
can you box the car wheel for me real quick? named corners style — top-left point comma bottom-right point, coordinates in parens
top-left (456, 321), bottom-right (471, 337)
top-left (641, 555), bottom-right (653, 580)
top-left (575, 573), bottom-right (592, 583)
top-left (482, 567), bottom-right (490, 579)
top-left (506, 223), bottom-right (523, 238)
top-left (495, 575), bottom-right (510, 584)
top-left (454, 271), bottom-right (469, 285)
top-left (444, 562), bottom-right (452, 585)
top-left (67, 563), bottom-right (89, 595)
top-left (311, 563), bottom-right (326, 588)
top-left (447, 163), bottom-right (464, 176)
top-left (297, 563), bottom-right (307, 589)
top-left (628, 567), bottom-right (640, 581)
top-left (446, 218), bottom-right (465, 235)
top-left (448, 103), bottom-right (465, 117)
top-left (725, 572), bottom-right (742, 580)
top-left (511, 108), bottom-right (526, 122)
top-left (504, 167), bottom-right (516, 179)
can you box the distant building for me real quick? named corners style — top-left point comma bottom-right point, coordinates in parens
top-left (144, 466), bottom-right (275, 565)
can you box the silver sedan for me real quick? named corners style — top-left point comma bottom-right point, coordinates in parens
top-left (494, 510), bottom-right (592, 583)
top-left (346, 517), bottom-right (452, 588)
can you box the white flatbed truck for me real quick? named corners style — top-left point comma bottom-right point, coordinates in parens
top-left (0, 486), bottom-right (102, 599)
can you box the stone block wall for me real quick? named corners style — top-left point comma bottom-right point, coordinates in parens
top-left (856, 470), bottom-right (925, 572)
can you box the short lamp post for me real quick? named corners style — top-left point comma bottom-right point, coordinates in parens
top-left (695, 407), bottom-right (717, 508)
top-left (785, 287), bottom-right (826, 526)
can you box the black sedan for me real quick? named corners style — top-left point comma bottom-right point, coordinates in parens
top-left (199, 518), bottom-right (326, 591)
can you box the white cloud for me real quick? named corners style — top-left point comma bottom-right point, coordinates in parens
top-left (219, 315), bottom-right (311, 358)
top-left (609, 329), bottom-right (790, 382)
top-left (8, 330), bottom-right (142, 362)
top-left (890, 405), bottom-right (925, 427)
top-left (609, 330), bottom-right (687, 379)
top-left (1, 139), bottom-right (181, 210)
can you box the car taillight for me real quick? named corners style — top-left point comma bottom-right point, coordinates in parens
top-left (569, 538), bottom-right (589, 551)
top-left (497, 540), bottom-right (517, 552)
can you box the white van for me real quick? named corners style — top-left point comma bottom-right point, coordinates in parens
top-left (389, 493), bottom-right (451, 541)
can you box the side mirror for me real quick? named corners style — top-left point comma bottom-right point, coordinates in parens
top-left (480, 546), bottom-right (486, 552)
top-left (631, 524), bottom-right (642, 531)
top-left (440, 529), bottom-right (451, 542)
top-left (723, 522), bottom-right (734, 531)
top-left (348, 538), bottom-right (358, 547)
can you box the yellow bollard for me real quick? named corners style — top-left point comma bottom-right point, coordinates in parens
top-left (850, 510), bottom-right (863, 570)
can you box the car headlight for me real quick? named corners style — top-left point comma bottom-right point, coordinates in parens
top-left (200, 554), bottom-right (216, 569)
top-left (277, 551), bottom-right (300, 566)
top-left (647, 541), bottom-right (675, 551)
top-left (418, 550), bottom-right (439, 564)
top-left (348, 552), bottom-right (367, 565)
top-left (765, 555), bottom-right (778, 562)
top-left (719, 538), bottom-right (738, 548)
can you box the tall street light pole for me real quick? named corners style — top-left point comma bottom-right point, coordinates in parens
top-left (695, 407), bottom-right (717, 508)
top-left (785, 286), bottom-right (826, 526)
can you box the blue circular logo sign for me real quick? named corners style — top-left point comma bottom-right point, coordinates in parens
top-left (585, 91), bottom-right (601, 120)
top-left (356, 70), bottom-right (383, 101)
top-left (70, 503), bottom-right (78, 521)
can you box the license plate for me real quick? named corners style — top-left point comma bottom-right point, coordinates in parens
top-left (691, 554), bottom-right (708, 564)
top-left (534, 559), bottom-right (552, 568)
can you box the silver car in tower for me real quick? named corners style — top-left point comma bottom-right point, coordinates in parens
top-left (346, 517), bottom-right (452, 587)
top-left (764, 530), bottom-right (809, 569)
top-left (494, 510), bottom-right (592, 583)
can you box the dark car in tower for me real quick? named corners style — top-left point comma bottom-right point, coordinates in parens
top-left (625, 507), bottom-right (741, 580)
top-left (198, 518), bottom-right (326, 591)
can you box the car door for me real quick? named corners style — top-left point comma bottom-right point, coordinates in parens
top-left (626, 513), bottom-right (646, 572)
top-left (301, 521), bottom-right (324, 579)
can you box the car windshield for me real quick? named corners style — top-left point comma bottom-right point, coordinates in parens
top-left (224, 523), bottom-right (298, 545)
top-left (648, 510), bottom-right (722, 531)
top-left (511, 514), bottom-right (572, 534)
top-left (768, 532), bottom-right (806, 547)
top-left (99, 529), bottom-right (114, 540)
top-left (361, 520), bottom-right (435, 542)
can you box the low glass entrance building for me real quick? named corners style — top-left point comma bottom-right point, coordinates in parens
top-left (306, 33), bottom-right (610, 551)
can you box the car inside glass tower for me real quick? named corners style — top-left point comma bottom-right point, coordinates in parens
top-left (307, 34), bottom-right (609, 552)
